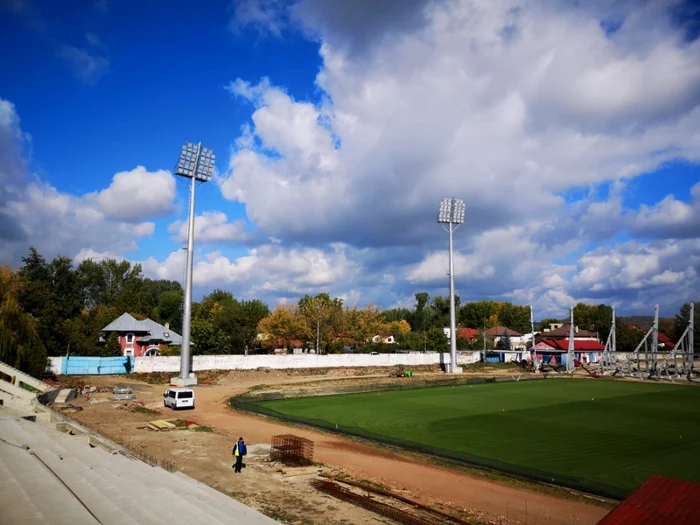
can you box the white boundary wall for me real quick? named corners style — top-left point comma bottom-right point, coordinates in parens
top-left (49, 352), bottom-right (482, 375)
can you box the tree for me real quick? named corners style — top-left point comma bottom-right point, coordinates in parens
top-left (231, 299), bottom-right (270, 354)
top-left (411, 292), bottom-right (431, 350)
top-left (425, 326), bottom-right (448, 352)
top-left (616, 322), bottom-right (645, 352)
top-left (298, 293), bottom-right (344, 353)
top-left (573, 303), bottom-right (613, 342)
top-left (672, 302), bottom-right (699, 353)
top-left (258, 305), bottom-right (305, 352)
top-left (0, 266), bottom-right (47, 378)
top-left (537, 318), bottom-right (561, 331)
top-left (497, 329), bottom-right (512, 350)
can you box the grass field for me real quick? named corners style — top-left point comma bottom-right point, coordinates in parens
top-left (256, 379), bottom-right (700, 498)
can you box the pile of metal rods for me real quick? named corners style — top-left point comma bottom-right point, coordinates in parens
top-left (311, 478), bottom-right (475, 525)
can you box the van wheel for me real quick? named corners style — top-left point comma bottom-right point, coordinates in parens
top-left (163, 401), bottom-right (167, 408)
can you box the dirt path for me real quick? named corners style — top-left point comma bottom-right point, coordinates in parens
top-left (66, 371), bottom-right (610, 525)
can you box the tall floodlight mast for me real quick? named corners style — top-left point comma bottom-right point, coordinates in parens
top-left (437, 197), bottom-right (465, 374)
top-left (173, 142), bottom-right (215, 386)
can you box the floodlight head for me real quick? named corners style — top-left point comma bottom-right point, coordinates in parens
top-left (437, 198), bottom-right (452, 223)
top-left (175, 142), bottom-right (215, 182)
top-left (437, 197), bottom-right (465, 224)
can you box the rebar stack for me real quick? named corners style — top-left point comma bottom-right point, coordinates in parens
top-left (270, 434), bottom-right (314, 466)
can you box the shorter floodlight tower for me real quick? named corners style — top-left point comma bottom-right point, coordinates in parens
top-left (172, 142), bottom-right (215, 387)
top-left (438, 197), bottom-right (465, 374)
top-left (530, 305), bottom-right (538, 372)
top-left (567, 306), bottom-right (575, 373)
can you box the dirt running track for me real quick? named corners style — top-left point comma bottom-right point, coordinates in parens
top-left (68, 372), bottom-right (610, 525)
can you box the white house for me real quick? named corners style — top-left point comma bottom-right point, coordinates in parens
top-left (372, 333), bottom-right (396, 344)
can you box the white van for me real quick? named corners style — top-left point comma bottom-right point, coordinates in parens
top-left (163, 388), bottom-right (195, 410)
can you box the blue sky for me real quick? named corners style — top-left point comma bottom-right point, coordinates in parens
top-left (1, 0), bottom-right (699, 318)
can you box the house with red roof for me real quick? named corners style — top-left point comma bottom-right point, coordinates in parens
top-left (535, 323), bottom-right (599, 344)
top-left (532, 338), bottom-right (606, 365)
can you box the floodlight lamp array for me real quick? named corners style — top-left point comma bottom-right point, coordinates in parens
top-left (437, 197), bottom-right (465, 224)
top-left (175, 142), bottom-right (216, 182)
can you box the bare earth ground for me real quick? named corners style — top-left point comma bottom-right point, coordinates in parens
top-left (56, 367), bottom-right (611, 525)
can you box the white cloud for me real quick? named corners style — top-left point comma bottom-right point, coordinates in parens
top-left (57, 33), bottom-right (110, 84)
top-left (0, 98), bottom-right (166, 266)
top-left (217, 0), bottom-right (700, 314)
top-left (222, 0), bottom-right (700, 248)
top-left (95, 166), bottom-right (177, 222)
top-left (141, 243), bottom-right (361, 298)
top-left (168, 211), bottom-right (250, 243)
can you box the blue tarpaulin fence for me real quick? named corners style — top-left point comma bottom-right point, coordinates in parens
top-left (61, 356), bottom-right (134, 375)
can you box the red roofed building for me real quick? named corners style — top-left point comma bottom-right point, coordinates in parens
top-left (540, 339), bottom-right (606, 351)
top-left (597, 475), bottom-right (700, 525)
top-left (532, 339), bottom-right (606, 365)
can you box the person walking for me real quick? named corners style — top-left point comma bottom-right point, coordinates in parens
top-left (232, 437), bottom-right (247, 473)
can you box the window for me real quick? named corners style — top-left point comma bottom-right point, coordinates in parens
top-left (177, 391), bottom-right (194, 399)
top-left (124, 348), bottom-right (134, 357)
top-left (126, 333), bottom-right (135, 344)
top-left (168, 391), bottom-right (176, 398)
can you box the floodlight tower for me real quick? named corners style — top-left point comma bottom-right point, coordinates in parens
top-left (172, 142), bottom-right (215, 387)
top-left (438, 197), bottom-right (465, 374)
top-left (567, 306), bottom-right (575, 372)
top-left (530, 305), bottom-right (538, 372)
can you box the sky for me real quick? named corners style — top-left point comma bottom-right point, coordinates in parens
top-left (1, 0), bottom-right (699, 318)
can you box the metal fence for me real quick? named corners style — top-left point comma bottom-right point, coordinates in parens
top-left (230, 377), bottom-right (626, 500)
top-left (61, 356), bottom-right (135, 375)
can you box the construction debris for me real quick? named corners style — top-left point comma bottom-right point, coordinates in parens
top-left (311, 477), bottom-right (477, 525)
top-left (112, 385), bottom-right (133, 395)
top-left (109, 394), bottom-right (137, 401)
top-left (281, 466), bottom-right (319, 477)
top-left (54, 388), bottom-right (77, 404)
top-left (148, 420), bottom-right (177, 431)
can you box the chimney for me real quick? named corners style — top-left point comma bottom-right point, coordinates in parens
top-left (165, 322), bottom-right (170, 330)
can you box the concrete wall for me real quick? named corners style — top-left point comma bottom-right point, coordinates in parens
top-left (48, 351), bottom-right (482, 375)
top-left (134, 352), bottom-right (453, 373)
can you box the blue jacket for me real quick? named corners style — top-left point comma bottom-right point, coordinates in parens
top-left (233, 442), bottom-right (247, 456)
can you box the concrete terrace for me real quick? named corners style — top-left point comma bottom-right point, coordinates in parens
top-left (0, 415), bottom-right (280, 525)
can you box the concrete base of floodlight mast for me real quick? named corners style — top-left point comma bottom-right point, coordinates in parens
top-left (170, 375), bottom-right (198, 387)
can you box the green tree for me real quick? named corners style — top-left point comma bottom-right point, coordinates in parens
top-left (616, 322), bottom-right (645, 352)
top-left (537, 317), bottom-right (561, 331)
top-left (497, 329), bottom-right (512, 350)
top-left (230, 299), bottom-right (270, 354)
top-left (425, 326), bottom-right (449, 352)
top-left (573, 303), bottom-right (613, 342)
top-left (0, 266), bottom-right (47, 377)
top-left (672, 302), bottom-right (699, 353)
top-left (154, 290), bottom-right (183, 334)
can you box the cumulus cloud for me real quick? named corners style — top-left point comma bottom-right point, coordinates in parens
top-left (141, 243), bottom-right (362, 300)
top-left (220, 0), bottom-right (700, 314)
top-left (95, 166), bottom-right (177, 222)
top-left (0, 98), bottom-right (162, 265)
top-left (168, 211), bottom-right (250, 244)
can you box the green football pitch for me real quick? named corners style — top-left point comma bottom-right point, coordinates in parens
top-left (255, 379), bottom-right (700, 498)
